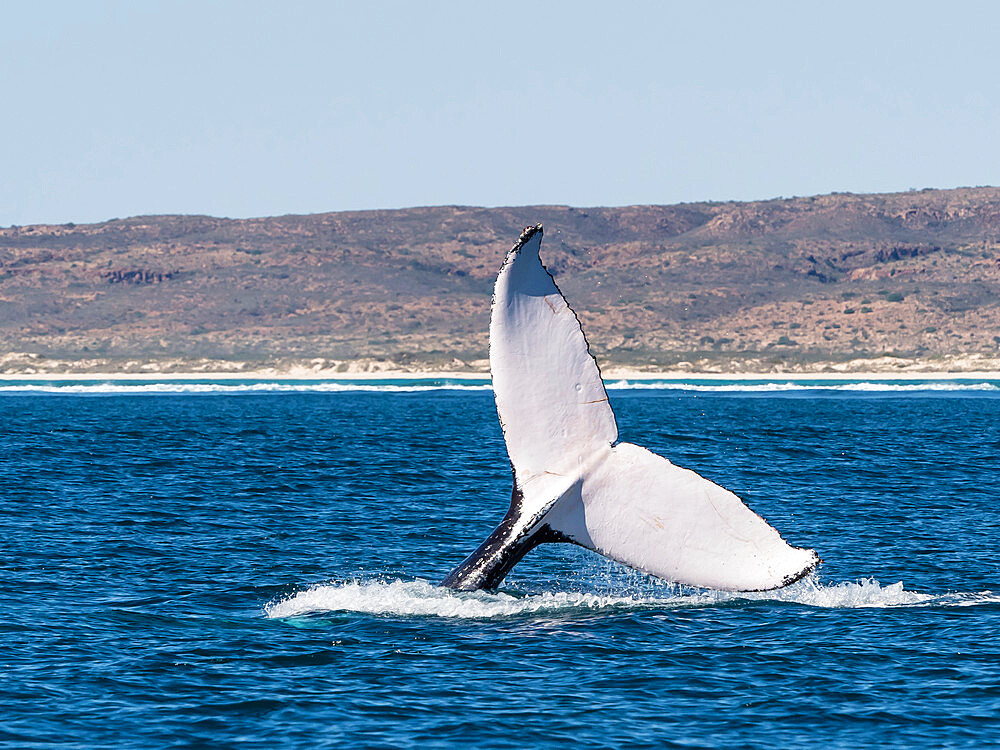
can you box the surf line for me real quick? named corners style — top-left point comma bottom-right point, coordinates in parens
top-left (442, 224), bottom-right (819, 591)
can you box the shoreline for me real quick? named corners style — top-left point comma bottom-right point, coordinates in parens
top-left (5, 351), bottom-right (1000, 382)
top-left (1, 369), bottom-right (999, 382)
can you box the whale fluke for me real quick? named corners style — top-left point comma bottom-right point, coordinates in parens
top-left (442, 224), bottom-right (819, 591)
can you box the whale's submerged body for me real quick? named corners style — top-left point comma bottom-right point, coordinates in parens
top-left (442, 224), bottom-right (819, 591)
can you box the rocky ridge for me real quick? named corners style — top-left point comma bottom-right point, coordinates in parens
top-left (1, 187), bottom-right (999, 373)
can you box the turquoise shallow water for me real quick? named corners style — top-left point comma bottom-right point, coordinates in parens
top-left (2, 380), bottom-right (999, 747)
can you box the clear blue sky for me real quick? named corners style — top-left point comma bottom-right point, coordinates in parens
top-left (2, 1), bottom-right (998, 225)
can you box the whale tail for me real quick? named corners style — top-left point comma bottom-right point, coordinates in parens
top-left (442, 225), bottom-right (819, 591)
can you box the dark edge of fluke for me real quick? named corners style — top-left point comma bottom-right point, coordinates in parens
top-left (511, 223), bottom-right (543, 252)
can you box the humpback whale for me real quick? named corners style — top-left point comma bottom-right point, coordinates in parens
top-left (442, 224), bottom-right (819, 591)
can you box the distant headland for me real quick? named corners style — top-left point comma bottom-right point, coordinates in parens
top-left (2, 187), bottom-right (999, 376)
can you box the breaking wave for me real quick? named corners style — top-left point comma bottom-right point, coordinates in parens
top-left (264, 577), bottom-right (1000, 620)
top-left (604, 380), bottom-right (1000, 393)
top-left (0, 381), bottom-right (493, 394)
top-left (1, 378), bottom-right (998, 395)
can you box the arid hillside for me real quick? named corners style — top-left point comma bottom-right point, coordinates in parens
top-left (2, 187), bottom-right (1000, 373)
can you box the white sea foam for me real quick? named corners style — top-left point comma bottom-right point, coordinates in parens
top-left (264, 577), bottom-right (999, 620)
top-left (605, 380), bottom-right (1000, 392)
top-left (0, 382), bottom-right (493, 394)
top-left (1, 379), bottom-right (997, 395)
top-left (265, 579), bottom-right (652, 619)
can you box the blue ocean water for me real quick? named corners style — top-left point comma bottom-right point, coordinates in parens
top-left (2, 379), bottom-right (1000, 748)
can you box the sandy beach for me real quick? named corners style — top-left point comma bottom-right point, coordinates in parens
top-left (3, 350), bottom-right (1000, 381)
top-left (1, 367), bottom-right (999, 382)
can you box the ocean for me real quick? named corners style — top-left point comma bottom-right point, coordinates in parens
top-left (3, 378), bottom-right (999, 748)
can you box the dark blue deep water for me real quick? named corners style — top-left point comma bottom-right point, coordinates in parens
top-left (3, 380), bottom-right (1000, 748)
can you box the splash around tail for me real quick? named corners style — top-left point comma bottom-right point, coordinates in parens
top-left (265, 576), bottom-right (997, 621)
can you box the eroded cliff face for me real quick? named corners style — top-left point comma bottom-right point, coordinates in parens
top-left (1, 187), bottom-right (999, 372)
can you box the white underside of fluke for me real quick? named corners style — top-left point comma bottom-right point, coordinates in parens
top-left (445, 224), bottom-right (819, 591)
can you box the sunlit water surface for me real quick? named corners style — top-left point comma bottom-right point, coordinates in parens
top-left (3, 380), bottom-right (999, 747)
